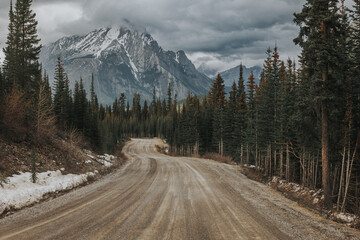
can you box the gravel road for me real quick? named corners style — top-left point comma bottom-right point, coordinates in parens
top-left (1, 138), bottom-right (360, 240)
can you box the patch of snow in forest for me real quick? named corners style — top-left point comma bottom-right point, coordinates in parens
top-left (0, 171), bottom-right (95, 215)
top-left (98, 154), bottom-right (114, 167)
top-left (332, 212), bottom-right (359, 225)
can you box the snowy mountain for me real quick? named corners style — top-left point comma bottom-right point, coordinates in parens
top-left (40, 25), bottom-right (212, 105)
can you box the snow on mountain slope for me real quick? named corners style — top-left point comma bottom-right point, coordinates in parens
top-left (40, 25), bottom-right (211, 105)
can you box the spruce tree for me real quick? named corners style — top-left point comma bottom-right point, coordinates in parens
top-left (350, 0), bottom-right (360, 133)
top-left (235, 64), bottom-right (247, 163)
top-left (132, 93), bottom-right (141, 121)
top-left (245, 71), bottom-right (257, 164)
top-left (3, 0), bottom-right (16, 92)
top-left (4, 0), bottom-right (41, 95)
top-left (167, 83), bottom-right (172, 113)
top-left (210, 75), bottom-right (226, 155)
top-left (0, 68), bottom-right (3, 100)
top-left (53, 57), bottom-right (66, 128)
top-left (119, 93), bottom-right (126, 120)
top-left (90, 73), bottom-right (98, 111)
top-left (73, 81), bottom-right (81, 129)
top-left (209, 74), bottom-right (225, 106)
top-left (43, 71), bottom-right (52, 108)
top-left (225, 81), bottom-right (238, 158)
top-left (151, 86), bottom-right (157, 116)
top-left (294, 0), bottom-right (344, 208)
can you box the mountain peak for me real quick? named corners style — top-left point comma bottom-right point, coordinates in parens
top-left (53, 25), bottom-right (159, 61)
top-left (40, 25), bottom-right (211, 105)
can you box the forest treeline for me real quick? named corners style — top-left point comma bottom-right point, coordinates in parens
top-left (0, 0), bottom-right (360, 215)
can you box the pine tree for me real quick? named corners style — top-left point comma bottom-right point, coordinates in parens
top-left (64, 74), bottom-right (73, 127)
top-left (78, 78), bottom-right (87, 130)
top-left (90, 73), bottom-right (98, 111)
top-left (350, 0), bottom-right (360, 132)
top-left (167, 83), bottom-right (172, 113)
top-left (161, 99), bottom-right (167, 117)
top-left (143, 100), bottom-right (149, 121)
top-left (0, 68), bottom-right (3, 100)
top-left (4, 0), bottom-right (41, 95)
top-left (209, 74), bottom-right (225, 106)
top-left (294, 0), bottom-right (345, 208)
top-left (43, 71), bottom-right (52, 107)
top-left (225, 81), bottom-right (237, 158)
top-left (235, 64), bottom-right (247, 163)
top-left (151, 86), bottom-right (157, 116)
top-left (53, 57), bottom-right (66, 128)
top-left (257, 46), bottom-right (281, 154)
top-left (132, 93), bottom-right (141, 121)
top-left (3, 0), bottom-right (16, 92)
top-left (210, 74), bottom-right (226, 156)
top-left (119, 93), bottom-right (126, 120)
top-left (73, 81), bottom-right (81, 129)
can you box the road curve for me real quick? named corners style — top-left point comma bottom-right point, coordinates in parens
top-left (1, 138), bottom-right (360, 240)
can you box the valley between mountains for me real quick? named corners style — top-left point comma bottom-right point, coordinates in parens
top-left (0, 139), bottom-right (359, 240)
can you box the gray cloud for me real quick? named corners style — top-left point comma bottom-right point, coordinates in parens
top-left (0, 0), bottom-right (356, 72)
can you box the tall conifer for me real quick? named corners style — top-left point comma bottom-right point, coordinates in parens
top-left (294, 0), bottom-right (344, 208)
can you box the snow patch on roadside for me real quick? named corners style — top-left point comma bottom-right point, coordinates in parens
top-left (98, 154), bottom-right (115, 167)
top-left (331, 212), bottom-right (359, 226)
top-left (0, 170), bottom-right (95, 216)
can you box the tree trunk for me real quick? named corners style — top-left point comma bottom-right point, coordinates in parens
top-left (241, 144), bottom-right (244, 165)
top-left (255, 143), bottom-right (258, 168)
top-left (315, 154), bottom-right (319, 188)
top-left (246, 144), bottom-right (249, 166)
top-left (342, 146), bottom-right (356, 212)
top-left (280, 148), bottom-right (283, 179)
top-left (332, 166), bottom-right (338, 198)
top-left (274, 149), bottom-right (277, 177)
top-left (321, 98), bottom-right (331, 209)
top-left (286, 142), bottom-right (290, 181)
top-left (321, 20), bottom-right (331, 209)
top-left (337, 148), bottom-right (345, 211)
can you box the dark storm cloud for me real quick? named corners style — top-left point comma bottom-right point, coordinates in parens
top-left (0, 0), bottom-right (355, 71)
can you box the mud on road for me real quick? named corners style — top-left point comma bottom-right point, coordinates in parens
top-left (1, 139), bottom-right (360, 240)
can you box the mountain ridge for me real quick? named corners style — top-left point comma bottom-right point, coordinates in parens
top-left (40, 25), bottom-right (212, 105)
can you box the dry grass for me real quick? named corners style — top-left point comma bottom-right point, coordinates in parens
top-left (202, 153), bottom-right (234, 164)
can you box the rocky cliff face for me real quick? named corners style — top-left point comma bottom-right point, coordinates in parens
top-left (40, 26), bottom-right (211, 105)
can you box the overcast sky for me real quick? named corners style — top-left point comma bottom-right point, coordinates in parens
top-left (0, 0), bottom-right (355, 73)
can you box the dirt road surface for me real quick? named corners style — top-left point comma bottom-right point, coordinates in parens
top-left (1, 139), bottom-right (360, 240)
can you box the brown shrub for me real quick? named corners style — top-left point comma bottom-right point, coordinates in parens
top-left (67, 127), bottom-right (83, 147)
top-left (34, 85), bottom-right (56, 144)
top-left (1, 89), bottom-right (29, 141)
top-left (202, 152), bottom-right (234, 164)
